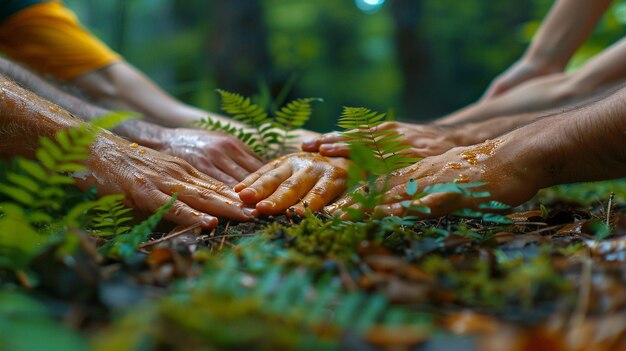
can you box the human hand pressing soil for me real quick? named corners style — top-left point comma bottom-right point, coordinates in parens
top-left (75, 132), bottom-right (257, 228)
top-left (152, 128), bottom-right (264, 187)
top-left (325, 137), bottom-right (543, 219)
top-left (302, 121), bottom-right (458, 159)
top-left (235, 152), bottom-right (350, 215)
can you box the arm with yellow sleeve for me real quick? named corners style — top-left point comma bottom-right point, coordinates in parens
top-left (0, 0), bottom-right (234, 128)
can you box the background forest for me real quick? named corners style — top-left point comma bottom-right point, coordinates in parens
top-left (1, 2), bottom-right (626, 350)
top-left (65, 0), bottom-right (626, 132)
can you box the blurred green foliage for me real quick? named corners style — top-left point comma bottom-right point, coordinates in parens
top-left (64, 0), bottom-right (625, 132)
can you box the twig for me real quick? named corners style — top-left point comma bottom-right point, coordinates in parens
top-left (605, 192), bottom-right (615, 227)
top-left (216, 221), bottom-right (231, 249)
top-left (139, 223), bottom-right (200, 249)
top-left (524, 224), bottom-right (566, 236)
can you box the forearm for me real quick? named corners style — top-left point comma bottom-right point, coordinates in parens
top-left (443, 84), bottom-right (623, 146)
top-left (72, 62), bottom-right (243, 128)
top-left (435, 74), bottom-right (572, 125)
top-left (0, 76), bottom-right (83, 157)
top-left (0, 58), bottom-right (178, 149)
top-left (567, 37), bottom-right (626, 93)
top-left (516, 87), bottom-right (626, 188)
top-left (435, 67), bottom-right (623, 126)
top-left (524, 0), bottom-right (612, 70)
top-left (0, 58), bottom-right (110, 120)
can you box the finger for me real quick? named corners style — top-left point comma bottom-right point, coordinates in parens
top-left (181, 172), bottom-right (242, 202)
top-left (222, 137), bottom-right (264, 172)
top-left (215, 157), bottom-right (252, 183)
top-left (231, 148), bottom-right (265, 173)
top-left (238, 141), bottom-right (263, 159)
top-left (159, 180), bottom-right (254, 221)
top-left (234, 159), bottom-right (283, 192)
top-left (318, 142), bottom-right (351, 158)
top-left (323, 186), bottom-right (365, 215)
top-left (238, 163), bottom-right (293, 203)
top-left (380, 182), bottom-right (412, 204)
top-left (291, 173), bottom-right (347, 215)
top-left (301, 132), bottom-right (345, 151)
top-left (137, 190), bottom-right (219, 229)
top-left (257, 170), bottom-right (319, 215)
top-left (174, 187), bottom-right (255, 221)
top-left (193, 164), bottom-right (239, 188)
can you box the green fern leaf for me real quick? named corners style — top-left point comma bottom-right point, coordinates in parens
top-left (98, 195), bottom-right (176, 260)
top-left (339, 107), bottom-right (420, 175)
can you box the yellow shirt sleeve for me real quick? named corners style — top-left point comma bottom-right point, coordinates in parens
top-left (0, 1), bottom-right (120, 80)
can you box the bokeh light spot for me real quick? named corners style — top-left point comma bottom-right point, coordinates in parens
top-left (355, 0), bottom-right (385, 14)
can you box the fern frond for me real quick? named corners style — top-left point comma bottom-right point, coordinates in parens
top-left (0, 113), bottom-right (136, 268)
top-left (274, 98), bottom-right (320, 130)
top-left (217, 90), bottom-right (269, 127)
top-left (98, 195), bottom-right (176, 260)
top-left (338, 107), bottom-right (385, 130)
top-left (87, 194), bottom-right (134, 236)
top-left (274, 98), bottom-right (320, 154)
top-left (196, 240), bottom-right (419, 336)
top-left (339, 107), bottom-right (419, 175)
top-left (193, 117), bottom-right (258, 150)
top-left (217, 90), bottom-right (275, 157)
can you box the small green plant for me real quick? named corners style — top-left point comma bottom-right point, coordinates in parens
top-left (338, 107), bottom-right (420, 176)
top-left (0, 112), bottom-right (173, 272)
top-left (0, 114), bottom-right (130, 270)
top-left (97, 196), bottom-right (175, 260)
top-left (194, 90), bottom-right (320, 158)
top-left (331, 106), bottom-right (422, 220)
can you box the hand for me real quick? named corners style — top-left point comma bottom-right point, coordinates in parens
top-left (234, 152), bottom-right (350, 215)
top-left (301, 122), bottom-right (458, 158)
top-left (75, 133), bottom-right (256, 229)
top-left (326, 138), bottom-right (542, 219)
top-left (154, 128), bottom-right (264, 187)
top-left (481, 58), bottom-right (562, 101)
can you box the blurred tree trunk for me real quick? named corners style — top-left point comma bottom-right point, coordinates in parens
top-left (389, 0), bottom-right (436, 121)
top-left (207, 0), bottom-right (272, 96)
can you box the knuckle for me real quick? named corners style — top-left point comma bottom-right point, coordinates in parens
top-left (278, 179), bottom-right (298, 191)
top-left (383, 121), bottom-right (398, 129)
top-left (307, 187), bottom-right (326, 198)
top-left (169, 201), bottom-right (187, 216)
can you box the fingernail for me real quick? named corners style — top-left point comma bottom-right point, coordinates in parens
top-left (243, 208), bottom-right (257, 217)
top-left (202, 216), bottom-right (217, 227)
top-left (239, 188), bottom-right (257, 198)
top-left (258, 200), bottom-right (274, 209)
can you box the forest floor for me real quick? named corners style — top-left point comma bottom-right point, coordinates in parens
top-left (2, 182), bottom-right (626, 351)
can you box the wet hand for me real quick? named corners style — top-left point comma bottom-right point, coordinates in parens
top-left (234, 152), bottom-right (350, 215)
top-left (75, 133), bottom-right (256, 229)
top-left (301, 122), bottom-right (457, 158)
top-left (326, 139), bottom-right (540, 219)
top-left (155, 128), bottom-right (264, 187)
